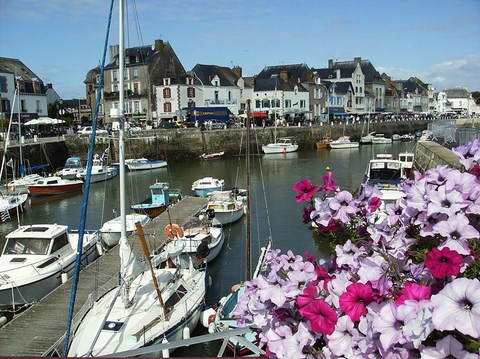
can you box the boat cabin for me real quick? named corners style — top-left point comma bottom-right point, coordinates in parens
top-left (367, 160), bottom-right (403, 187)
top-left (2, 225), bottom-right (70, 257)
top-left (150, 182), bottom-right (171, 206)
top-left (63, 157), bottom-right (83, 170)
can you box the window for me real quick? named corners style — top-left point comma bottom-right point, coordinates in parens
top-left (0, 76), bottom-right (7, 92)
top-left (164, 102), bottom-right (172, 112)
top-left (262, 99), bottom-right (270, 108)
top-left (163, 88), bottom-right (171, 98)
top-left (36, 100), bottom-right (41, 112)
top-left (134, 101), bottom-right (140, 113)
top-left (214, 80), bottom-right (219, 86)
top-left (187, 78), bottom-right (193, 85)
top-left (51, 233), bottom-right (69, 253)
top-left (214, 91), bottom-right (219, 103)
top-left (300, 100), bottom-right (305, 108)
top-left (164, 78), bottom-right (170, 86)
top-left (285, 99), bottom-right (291, 108)
top-left (21, 99), bottom-right (27, 112)
top-left (255, 99), bottom-right (261, 108)
top-left (113, 84), bottom-right (118, 92)
top-left (187, 87), bottom-right (195, 98)
top-left (133, 67), bottom-right (138, 80)
top-left (112, 69), bottom-right (118, 82)
top-left (133, 82), bottom-right (139, 94)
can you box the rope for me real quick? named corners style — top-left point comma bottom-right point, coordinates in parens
top-left (63, 0), bottom-right (116, 354)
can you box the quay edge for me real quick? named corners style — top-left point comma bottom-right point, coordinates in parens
top-left (1, 121), bottom-right (430, 172)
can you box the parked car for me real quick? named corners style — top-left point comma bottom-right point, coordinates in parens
top-left (78, 126), bottom-right (107, 135)
top-left (207, 119), bottom-right (227, 130)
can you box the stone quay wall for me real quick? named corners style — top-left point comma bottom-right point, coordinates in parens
top-left (1, 121), bottom-right (430, 174)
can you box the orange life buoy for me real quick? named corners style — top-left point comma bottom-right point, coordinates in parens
top-left (165, 223), bottom-right (184, 239)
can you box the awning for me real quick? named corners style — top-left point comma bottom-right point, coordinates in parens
top-left (250, 112), bottom-right (268, 118)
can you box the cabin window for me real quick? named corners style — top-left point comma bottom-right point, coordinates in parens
top-left (4, 238), bottom-right (51, 255)
top-left (51, 233), bottom-right (69, 253)
top-left (164, 285), bottom-right (187, 310)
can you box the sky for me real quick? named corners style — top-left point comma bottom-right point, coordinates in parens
top-left (1, 0), bottom-right (479, 99)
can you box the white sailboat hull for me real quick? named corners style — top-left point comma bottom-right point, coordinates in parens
top-left (68, 268), bottom-right (206, 357)
top-left (262, 143), bottom-right (299, 154)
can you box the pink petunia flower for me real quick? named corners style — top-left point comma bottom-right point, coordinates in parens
top-left (339, 282), bottom-right (375, 322)
top-left (394, 281), bottom-right (432, 306)
top-left (425, 247), bottom-right (463, 279)
top-left (293, 179), bottom-right (319, 203)
top-left (297, 285), bottom-right (318, 309)
top-left (299, 298), bottom-right (337, 335)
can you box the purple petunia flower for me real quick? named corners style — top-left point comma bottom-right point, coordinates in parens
top-left (328, 190), bottom-right (358, 223)
top-left (431, 277), bottom-right (480, 338)
top-left (421, 334), bottom-right (478, 359)
top-left (433, 213), bottom-right (479, 255)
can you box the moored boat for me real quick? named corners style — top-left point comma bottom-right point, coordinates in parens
top-left (131, 181), bottom-right (182, 218)
top-left (329, 136), bottom-right (360, 149)
top-left (191, 177), bottom-right (225, 197)
top-left (77, 153), bottom-right (118, 183)
top-left (0, 223), bottom-right (101, 311)
top-left (360, 131), bottom-right (376, 144)
top-left (205, 188), bottom-right (246, 225)
top-left (99, 213), bottom-right (150, 247)
top-left (262, 137), bottom-right (298, 154)
top-left (371, 133), bottom-right (392, 144)
top-left (125, 157), bottom-right (167, 171)
top-left (58, 157), bottom-right (85, 180)
top-left (199, 151), bottom-right (225, 161)
top-left (27, 176), bottom-right (83, 196)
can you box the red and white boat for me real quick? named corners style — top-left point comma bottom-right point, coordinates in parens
top-left (27, 176), bottom-right (83, 196)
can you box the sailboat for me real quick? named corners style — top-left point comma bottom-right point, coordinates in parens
top-left (0, 88), bottom-right (29, 221)
top-left (65, 1), bottom-right (206, 356)
top-left (209, 101), bottom-right (271, 355)
top-left (261, 81), bottom-right (298, 154)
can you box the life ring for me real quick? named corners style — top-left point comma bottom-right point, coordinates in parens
top-left (165, 223), bottom-right (183, 239)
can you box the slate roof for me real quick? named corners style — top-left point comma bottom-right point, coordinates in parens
top-left (445, 88), bottom-right (470, 98)
top-left (105, 45), bottom-right (157, 69)
top-left (0, 57), bottom-right (46, 94)
top-left (255, 63), bottom-right (312, 83)
top-left (191, 64), bottom-right (240, 86)
top-left (323, 81), bottom-right (353, 95)
top-left (314, 59), bottom-right (384, 84)
top-left (254, 77), bottom-right (308, 92)
top-left (0, 57), bottom-right (42, 82)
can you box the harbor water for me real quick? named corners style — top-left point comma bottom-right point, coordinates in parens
top-left (0, 141), bottom-right (415, 355)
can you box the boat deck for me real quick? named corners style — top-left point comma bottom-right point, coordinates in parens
top-left (0, 196), bottom-right (208, 357)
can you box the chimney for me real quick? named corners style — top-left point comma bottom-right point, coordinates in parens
top-left (232, 66), bottom-right (242, 78)
top-left (109, 45), bottom-right (119, 62)
top-left (328, 59), bottom-right (333, 68)
top-left (280, 71), bottom-right (288, 81)
top-left (336, 69), bottom-right (341, 79)
top-left (155, 39), bottom-right (164, 51)
top-left (47, 83), bottom-right (53, 89)
top-left (354, 57), bottom-right (361, 67)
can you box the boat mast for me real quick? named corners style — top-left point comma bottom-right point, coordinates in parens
top-left (246, 100), bottom-right (251, 280)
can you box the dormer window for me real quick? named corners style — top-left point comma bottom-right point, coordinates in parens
top-left (187, 77), bottom-right (193, 85)
top-left (214, 80), bottom-right (219, 86)
top-left (164, 78), bottom-right (170, 86)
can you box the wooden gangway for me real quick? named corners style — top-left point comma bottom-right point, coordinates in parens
top-left (0, 196), bottom-right (208, 357)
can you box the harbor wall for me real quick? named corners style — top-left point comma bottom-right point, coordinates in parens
top-left (413, 141), bottom-right (462, 172)
top-left (1, 121), bottom-right (430, 172)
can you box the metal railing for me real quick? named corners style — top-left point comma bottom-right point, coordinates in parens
top-left (427, 120), bottom-right (479, 146)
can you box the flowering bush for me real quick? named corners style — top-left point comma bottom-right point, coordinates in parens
top-left (233, 140), bottom-right (480, 358)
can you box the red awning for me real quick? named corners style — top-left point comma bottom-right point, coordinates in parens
top-left (250, 112), bottom-right (268, 118)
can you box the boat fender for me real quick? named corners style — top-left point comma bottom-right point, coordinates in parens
top-left (164, 223), bottom-right (183, 239)
top-left (161, 337), bottom-right (170, 358)
top-left (7, 186), bottom-right (15, 193)
top-left (208, 321), bottom-right (215, 334)
top-left (61, 272), bottom-right (68, 283)
top-left (231, 283), bottom-right (241, 293)
top-left (182, 327), bottom-right (190, 339)
top-left (201, 307), bottom-right (216, 328)
top-left (0, 316), bottom-right (7, 328)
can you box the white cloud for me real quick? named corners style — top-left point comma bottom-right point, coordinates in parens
top-left (378, 54), bottom-right (480, 92)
